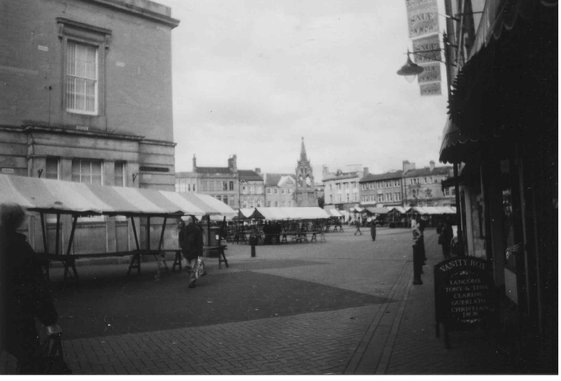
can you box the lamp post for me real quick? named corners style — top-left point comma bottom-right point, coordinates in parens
top-left (397, 37), bottom-right (464, 256)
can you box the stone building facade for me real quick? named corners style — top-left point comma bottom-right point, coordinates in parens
top-left (263, 173), bottom-right (296, 207)
top-left (180, 155), bottom-right (240, 209)
top-left (0, 0), bottom-right (179, 254)
top-left (359, 170), bottom-right (403, 207)
top-left (0, 0), bottom-right (179, 190)
top-left (322, 165), bottom-right (366, 211)
top-left (401, 161), bottom-right (454, 207)
top-left (239, 169), bottom-right (265, 208)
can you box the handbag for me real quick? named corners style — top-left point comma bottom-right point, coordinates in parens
top-left (195, 257), bottom-right (206, 279)
top-left (40, 333), bottom-right (72, 374)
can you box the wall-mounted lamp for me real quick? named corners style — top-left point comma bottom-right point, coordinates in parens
top-left (397, 51), bottom-right (424, 82)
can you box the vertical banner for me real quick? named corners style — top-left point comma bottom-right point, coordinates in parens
top-left (404, 0), bottom-right (442, 96)
top-left (417, 62), bottom-right (441, 84)
top-left (412, 34), bottom-right (441, 63)
top-left (419, 82), bottom-right (441, 96)
top-left (405, 0), bottom-right (439, 39)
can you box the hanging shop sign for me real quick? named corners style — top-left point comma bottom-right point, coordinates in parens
top-left (434, 256), bottom-right (495, 348)
top-left (417, 62), bottom-right (441, 84)
top-left (419, 82), bottom-right (441, 96)
top-left (412, 34), bottom-right (441, 63)
top-left (405, 0), bottom-right (439, 39)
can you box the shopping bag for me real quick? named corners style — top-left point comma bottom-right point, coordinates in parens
top-left (195, 257), bottom-right (206, 279)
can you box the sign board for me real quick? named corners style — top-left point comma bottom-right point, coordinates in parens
top-left (412, 34), bottom-right (441, 63)
top-left (405, 0), bottom-right (439, 39)
top-left (419, 82), bottom-right (441, 96)
top-left (434, 256), bottom-right (495, 347)
top-left (417, 62), bottom-right (441, 84)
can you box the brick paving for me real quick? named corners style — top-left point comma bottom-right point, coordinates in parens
top-left (1, 227), bottom-right (517, 374)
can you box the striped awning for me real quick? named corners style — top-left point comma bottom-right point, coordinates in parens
top-left (0, 174), bottom-right (236, 217)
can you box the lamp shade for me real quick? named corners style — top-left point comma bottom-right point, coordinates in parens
top-left (397, 53), bottom-right (424, 77)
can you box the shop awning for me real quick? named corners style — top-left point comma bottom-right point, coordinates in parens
top-left (443, 1), bottom-right (554, 164)
top-left (439, 118), bottom-right (483, 164)
top-left (408, 206), bottom-right (456, 215)
top-left (250, 207), bottom-right (330, 220)
top-left (0, 174), bottom-right (236, 217)
top-left (468, 0), bottom-right (542, 60)
top-left (326, 208), bottom-right (343, 218)
top-left (238, 208), bottom-right (256, 219)
top-left (365, 207), bottom-right (389, 215)
top-left (387, 206), bottom-right (409, 214)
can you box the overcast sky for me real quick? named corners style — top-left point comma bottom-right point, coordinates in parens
top-left (157, 0), bottom-right (448, 180)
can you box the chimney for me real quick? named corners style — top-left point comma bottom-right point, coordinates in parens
top-left (363, 167), bottom-right (369, 176)
top-left (255, 168), bottom-right (261, 175)
top-left (322, 165), bottom-right (330, 177)
top-left (192, 154), bottom-right (197, 171)
top-left (429, 160), bottom-right (435, 172)
top-left (227, 154), bottom-right (238, 172)
top-left (402, 160), bottom-right (415, 173)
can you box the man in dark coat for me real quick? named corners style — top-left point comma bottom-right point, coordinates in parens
top-left (411, 219), bottom-right (423, 285)
top-left (438, 220), bottom-right (453, 259)
top-left (370, 218), bottom-right (377, 241)
top-left (179, 216), bottom-right (204, 288)
top-left (2, 203), bottom-right (62, 373)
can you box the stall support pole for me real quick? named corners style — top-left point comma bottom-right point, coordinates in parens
top-left (128, 216), bottom-right (142, 276)
top-left (63, 215), bottom-right (79, 282)
top-left (40, 212), bottom-right (50, 279)
top-left (40, 212), bottom-right (48, 255)
top-left (155, 217), bottom-right (169, 275)
top-left (55, 213), bottom-right (61, 256)
top-left (207, 216), bottom-right (211, 247)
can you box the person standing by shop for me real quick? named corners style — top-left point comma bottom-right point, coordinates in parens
top-left (370, 218), bottom-right (377, 241)
top-left (411, 219), bottom-right (423, 285)
top-left (2, 203), bottom-right (63, 373)
top-left (178, 216), bottom-right (204, 289)
top-left (438, 219), bottom-right (453, 259)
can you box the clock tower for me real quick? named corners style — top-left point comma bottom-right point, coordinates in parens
top-left (294, 137), bottom-right (317, 207)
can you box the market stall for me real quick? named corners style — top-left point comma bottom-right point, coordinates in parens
top-left (0, 174), bottom-right (236, 282)
top-left (245, 207), bottom-right (330, 244)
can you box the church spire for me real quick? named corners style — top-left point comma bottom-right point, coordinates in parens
top-left (300, 137), bottom-right (308, 162)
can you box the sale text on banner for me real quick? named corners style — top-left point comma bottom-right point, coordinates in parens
top-left (405, 0), bottom-right (439, 39)
top-left (418, 62), bottom-right (441, 84)
top-left (412, 34), bottom-right (441, 63)
top-left (419, 82), bottom-right (442, 96)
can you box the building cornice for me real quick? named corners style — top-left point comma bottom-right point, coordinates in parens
top-left (84, 0), bottom-right (180, 28)
top-left (20, 122), bottom-right (145, 141)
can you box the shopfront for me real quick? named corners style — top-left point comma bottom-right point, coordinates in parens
top-left (439, 0), bottom-right (557, 371)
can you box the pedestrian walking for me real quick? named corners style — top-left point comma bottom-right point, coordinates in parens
top-left (411, 219), bottom-right (423, 285)
top-left (370, 218), bottom-right (377, 241)
top-left (1, 202), bottom-right (66, 373)
top-left (437, 219), bottom-right (453, 259)
top-left (353, 219), bottom-right (362, 236)
top-left (178, 215), bottom-right (204, 288)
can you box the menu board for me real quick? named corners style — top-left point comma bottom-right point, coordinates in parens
top-left (434, 257), bottom-right (495, 329)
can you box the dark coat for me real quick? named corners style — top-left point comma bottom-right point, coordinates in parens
top-left (179, 223), bottom-right (203, 260)
top-left (439, 224), bottom-right (453, 248)
top-left (370, 223), bottom-right (377, 241)
top-left (5, 232), bottom-right (58, 363)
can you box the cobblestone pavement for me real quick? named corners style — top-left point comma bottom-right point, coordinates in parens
top-left (1, 227), bottom-right (515, 374)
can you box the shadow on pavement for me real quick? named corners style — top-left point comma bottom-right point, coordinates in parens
top-left (51, 265), bottom-right (392, 340)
